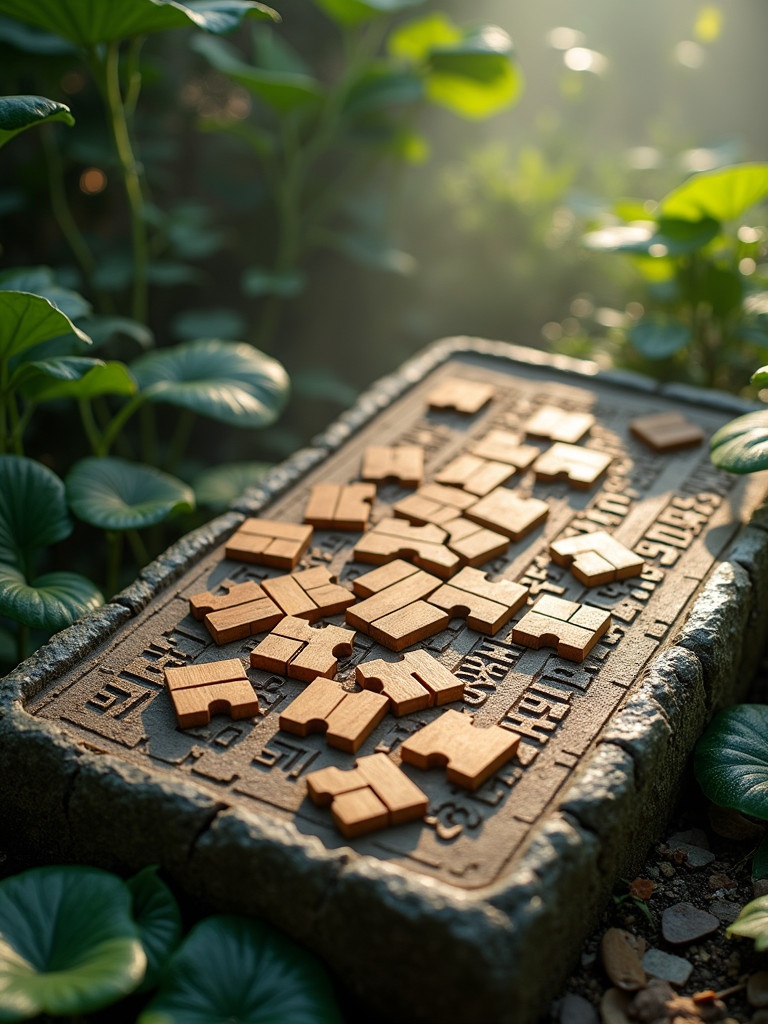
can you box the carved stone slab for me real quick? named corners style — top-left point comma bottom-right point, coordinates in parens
top-left (3, 337), bottom-right (768, 1024)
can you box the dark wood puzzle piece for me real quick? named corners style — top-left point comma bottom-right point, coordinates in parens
top-left (533, 443), bottom-right (612, 489)
top-left (250, 616), bottom-right (355, 682)
top-left (361, 445), bottom-right (424, 488)
top-left (225, 518), bottom-right (312, 569)
top-left (304, 482), bottom-right (375, 531)
top-left (428, 566), bottom-right (528, 634)
top-left (346, 559), bottom-right (448, 652)
top-left (353, 518), bottom-right (460, 578)
top-left (512, 594), bottom-right (611, 662)
top-left (356, 649), bottom-right (464, 716)
top-left (427, 378), bottom-right (495, 415)
top-left (524, 405), bottom-right (595, 444)
top-left (550, 531), bottom-right (644, 586)
top-left (630, 411), bottom-right (705, 452)
top-left (164, 658), bottom-right (259, 729)
top-left (279, 677), bottom-right (388, 753)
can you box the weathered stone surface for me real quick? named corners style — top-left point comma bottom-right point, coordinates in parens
top-left (555, 991), bottom-right (599, 1024)
top-left (661, 902), bottom-right (720, 945)
top-left (642, 947), bottom-right (694, 986)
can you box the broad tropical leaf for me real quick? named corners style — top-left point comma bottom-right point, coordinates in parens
top-left (710, 411), bottom-right (768, 473)
top-left (0, 291), bottom-right (91, 362)
top-left (750, 366), bottom-right (768, 388)
top-left (18, 360), bottom-right (137, 402)
top-left (127, 868), bottom-right (182, 992)
top-left (66, 457), bottom-right (195, 531)
top-left (0, 866), bottom-right (145, 1020)
top-left (0, 456), bottom-right (72, 564)
top-left (0, 267), bottom-right (91, 320)
top-left (695, 705), bottom-right (768, 818)
top-left (584, 217), bottom-right (720, 257)
top-left (0, 96), bottom-right (73, 149)
top-left (727, 894), bottom-right (768, 950)
top-left (313, 0), bottom-right (424, 29)
top-left (193, 461), bottom-right (272, 510)
top-left (660, 163), bottom-right (768, 223)
top-left (629, 319), bottom-right (691, 359)
top-left (0, 565), bottom-right (102, 632)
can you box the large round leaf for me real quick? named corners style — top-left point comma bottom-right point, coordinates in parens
top-left (584, 218), bottom-right (720, 257)
top-left (138, 916), bottom-right (342, 1024)
top-left (131, 339), bottom-right (289, 427)
top-left (314, 0), bottom-right (424, 29)
top-left (0, 291), bottom-right (90, 362)
top-left (727, 894), bottom-right (768, 950)
top-left (694, 704), bottom-right (768, 818)
top-left (0, 267), bottom-right (91, 321)
top-left (629, 318), bottom-right (691, 359)
top-left (66, 457), bottom-right (195, 531)
top-left (193, 461), bottom-right (272, 510)
top-left (660, 163), bottom-right (768, 223)
top-left (0, 95), bottom-right (73, 150)
top-left (127, 868), bottom-right (182, 992)
top-left (18, 359), bottom-right (137, 402)
top-left (0, 865), bottom-right (146, 1020)
top-left (0, 565), bottom-right (103, 632)
top-left (709, 411), bottom-right (768, 474)
top-left (0, 455), bottom-right (72, 564)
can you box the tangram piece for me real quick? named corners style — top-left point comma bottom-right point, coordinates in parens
top-left (532, 443), bottom-right (612, 489)
top-left (433, 454), bottom-right (514, 496)
top-left (470, 430), bottom-right (540, 470)
top-left (512, 594), bottom-right (611, 663)
top-left (279, 677), bottom-right (388, 753)
top-left (393, 486), bottom-right (510, 567)
top-left (361, 445), bottom-right (424, 488)
top-left (353, 517), bottom-right (460, 578)
top-left (189, 581), bottom-right (283, 644)
top-left (393, 483), bottom-right (475, 525)
top-left (550, 531), bottom-right (644, 586)
top-left (428, 566), bottom-right (528, 635)
top-left (262, 566), bottom-right (355, 622)
top-left (524, 405), bottom-right (595, 444)
top-left (427, 378), bottom-right (494, 415)
top-left (225, 518), bottom-right (312, 570)
top-left (164, 658), bottom-right (258, 729)
top-left (400, 709), bottom-right (519, 791)
top-left (306, 752), bottom-right (429, 838)
top-left (465, 488), bottom-right (549, 541)
top-left (304, 482), bottom-right (375, 532)
top-left (630, 411), bottom-right (705, 452)
top-left (249, 616), bottom-right (355, 682)
top-left (356, 649), bottom-right (464, 716)
top-left (346, 559), bottom-right (448, 652)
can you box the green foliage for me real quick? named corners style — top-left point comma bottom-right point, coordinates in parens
top-left (66, 457), bottom-right (195, 531)
top-left (727, 894), bottom-right (768, 950)
top-left (0, 95), bottom-right (73, 149)
top-left (127, 868), bottom-right (183, 992)
top-left (192, 461), bottom-right (272, 511)
top-left (710, 410), bottom-right (768, 474)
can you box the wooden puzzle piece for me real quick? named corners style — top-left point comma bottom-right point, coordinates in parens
top-left (164, 658), bottom-right (259, 729)
top-left (465, 488), bottom-right (549, 540)
top-left (306, 752), bottom-right (429, 838)
top-left (393, 483), bottom-right (475, 525)
top-left (361, 445), bottom-right (424, 488)
top-left (356, 649), bottom-right (464, 716)
top-left (427, 378), bottom-right (494, 415)
top-left (441, 517), bottom-right (510, 566)
top-left (470, 430), bottom-right (540, 470)
top-left (550, 531), bottom-right (644, 586)
top-left (353, 517), bottom-right (460, 578)
top-left (279, 678), bottom-right (388, 753)
top-left (261, 566), bottom-right (355, 622)
top-left (512, 594), bottom-right (611, 662)
top-left (250, 616), bottom-right (355, 682)
top-left (433, 454), bottom-right (514, 496)
top-left (629, 411), bottom-right (705, 452)
top-left (225, 518), bottom-right (312, 569)
top-left (524, 405), bottom-right (595, 444)
top-left (393, 486), bottom-right (510, 567)
top-left (189, 581), bottom-right (283, 644)
top-left (304, 482), bottom-right (375, 531)
top-left (346, 559), bottom-right (449, 652)
top-left (400, 709), bottom-right (519, 791)
top-left (532, 443), bottom-right (612, 489)
top-left (428, 566), bottom-right (528, 634)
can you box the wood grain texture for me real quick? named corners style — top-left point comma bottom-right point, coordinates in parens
top-left (400, 709), bottom-right (519, 790)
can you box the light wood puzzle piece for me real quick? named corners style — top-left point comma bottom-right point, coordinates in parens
top-left (470, 430), bottom-right (540, 470)
top-left (533, 443), bottom-right (612, 489)
top-left (346, 559), bottom-right (448, 652)
top-left (361, 445), bottom-right (424, 488)
top-left (433, 454), bottom-right (514, 496)
top-left (250, 616), bottom-right (355, 682)
top-left (427, 378), bottom-right (494, 415)
top-left (629, 411), bottom-right (705, 452)
top-left (524, 405), bottom-right (595, 444)
top-left (279, 678), bottom-right (388, 752)
top-left (262, 566), bottom-right (355, 622)
top-left (356, 649), bottom-right (464, 716)
top-left (304, 482), bottom-right (375, 532)
top-left (393, 486), bottom-right (510, 567)
top-left (306, 752), bottom-right (429, 838)
top-left (164, 658), bottom-right (259, 729)
top-left (428, 566), bottom-right (528, 634)
top-left (550, 531), bottom-right (644, 586)
top-left (400, 709), bottom-right (519, 791)
top-left (465, 488), bottom-right (549, 540)
top-left (512, 594), bottom-right (611, 662)
top-left (189, 580), bottom-right (283, 644)
top-left (225, 518), bottom-right (312, 569)
top-left (353, 517), bottom-right (460, 578)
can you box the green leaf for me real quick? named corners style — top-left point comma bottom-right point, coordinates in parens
top-left (18, 360), bottom-right (137, 402)
top-left (0, 456), bottom-right (73, 564)
top-left (583, 217), bottom-right (720, 256)
top-left (425, 26), bottom-right (522, 118)
top-left (127, 868), bottom-right (182, 993)
top-left (0, 267), bottom-right (91, 321)
top-left (699, 263), bottom-right (743, 317)
top-left (84, 316), bottom-right (154, 352)
top-left (131, 339), bottom-right (289, 427)
top-left (695, 705), bottom-right (768, 818)
top-left (0, 0), bottom-right (278, 48)
top-left (193, 461), bottom-right (272, 510)
top-left (751, 366), bottom-right (768, 387)
top-left (242, 268), bottom-right (305, 298)
top-left (172, 308), bottom-right (247, 341)
top-left (0, 95), bottom-right (73, 150)
top-left (0, 565), bottom-right (103, 632)
top-left (629, 318), bottom-right (691, 359)
top-left (0, 291), bottom-right (91, 363)
top-left (66, 457), bottom-right (195, 531)
top-left (138, 915), bottom-right (342, 1024)
top-left (0, 865), bottom-right (145, 1020)
top-left (0, 15), bottom-right (78, 54)
top-left (727, 894), bottom-right (768, 950)
top-left (660, 163), bottom-right (768, 223)
top-left (343, 65), bottom-right (423, 117)
top-left (710, 411), bottom-right (768, 473)
top-left (388, 11), bottom-right (460, 60)
top-left (314, 0), bottom-right (424, 29)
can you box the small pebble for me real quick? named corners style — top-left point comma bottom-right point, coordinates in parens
top-left (748, 971), bottom-right (768, 1009)
top-left (556, 991), bottom-right (599, 1024)
top-left (667, 839), bottom-right (716, 869)
top-left (642, 947), bottom-right (693, 986)
top-left (599, 987), bottom-right (632, 1024)
top-left (661, 902), bottom-right (720, 945)
top-left (601, 928), bottom-right (646, 991)
top-left (709, 899), bottom-right (742, 924)
top-left (660, 861), bottom-right (675, 878)
top-left (669, 828), bottom-right (710, 848)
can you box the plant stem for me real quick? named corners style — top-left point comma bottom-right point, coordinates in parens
top-left (78, 398), bottom-right (104, 455)
top-left (126, 529), bottom-right (149, 566)
top-left (99, 393), bottom-right (146, 456)
top-left (166, 408), bottom-right (195, 473)
top-left (106, 530), bottom-right (123, 596)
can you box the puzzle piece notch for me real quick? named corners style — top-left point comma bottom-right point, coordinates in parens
top-left (630, 411), bottom-right (705, 452)
top-left (512, 594), bottom-right (611, 662)
top-left (279, 677), bottom-right (388, 752)
top-left (524, 405), bottom-right (595, 444)
top-left (346, 559), bottom-right (449, 652)
top-left (164, 658), bottom-right (259, 729)
top-left (470, 430), bottom-right (540, 470)
top-left (306, 753), bottom-right (429, 838)
top-left (356, 649), bottom-right (464, 716)
top-left (427, 378), bottom-right (495, 415)
top-left (433, 454), bottom-right (515, 496)
top-left (550, 531), bottom-right (645, 586)
top-left (353, 517), bottom-right (460, 578)
top-left (361, 445), bottom-right (424, 488)
top-left (262, 566), bottom-right (355, 622)
top-left (250, 616), bottom-right (356, 682)
top-left (532, 443), bottom-right (612, 489)
top-left (225, 518), bottom-right (312, 569)
top-left (464, 488), bottom-right (549, 541)
top-left (304, 482), bottom-right (375, 532)
top-left (393, 487), bottom-right (510, 567)
top-left (428, 566), bottom-right (529, 635)
top-left (400, 709), bottom-right (519, 791)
